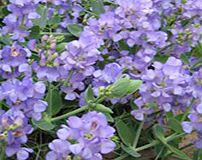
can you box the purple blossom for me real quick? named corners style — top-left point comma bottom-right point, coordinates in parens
top-left (131, 57), bottom-right (192, 120)
top-left (0, 77), bottom-right (47, 120)
top-left (46, 111), bottom-right (116, 160)
top-left (2, 0), bottom-right (41, 41)
top-left (32, 35), bottom-right (60, 82)
top-left (0, 43), bottom-right (32, 79)
top-left (0, 109), bottom-right (33, 160)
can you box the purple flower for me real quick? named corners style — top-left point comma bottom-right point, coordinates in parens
top-left (0, 43), bottom-right (31, 79)
top-left (0, 77), bottom-right (47, 120)
top-left (0, 109), bottom-right (33, 160)
top-left (131, 57), bottom-right (192, 120)
top-left (2, 0), bottom-right (41, 41)
top-left (46, 111), bottom-right (116, 160)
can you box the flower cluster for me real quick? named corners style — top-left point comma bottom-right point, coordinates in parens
top-left (46, 111), bottom-right (115, 160)
top-left (131, 57), bottom-right (192, 120)
top-left (2, 0), bottom-right (42, 41)
top-left (0, 42), bottom-right (32, 79)
top-left (0, 77), bottom-right (47, 120)
top-left (181, 68), bottom-right (202, 148)
top-left (0, 110), bottom-right (33, 160)
top-left (1, 0), bottom-right (202, 159)
top-left (32, 35), bottom-right (61, 82)
top-left (47, 0), bottom-right (83, 29)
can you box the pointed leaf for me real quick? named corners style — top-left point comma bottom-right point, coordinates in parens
top-left (193, 150), bottom-right (202, 160)
top-left (33, 5), bottom-right (48, 29)
top-left (104, 113), bottom-right (114, 123)
top-left (111, 77), bottom-right (142, 98)
top-left (0, 143), bottom-right (6, 160)
top-left (46, 84), bottom-right (62, 117)
top-left (95, 104), bottom-right (113, 114)
top-left (67, 24), bottom-right (83, 37)
top-left (85, 86), bottom-right (95, 103)
top-left (29, 26), bottom-right (40, 39)
top-left (91, 0), bottom-right (105, 15)
top-left (32, 119), bottom-right (55, 131)
top-left (191, 57), bottom-right (202, 69)
top-left (121, 144), bottom-right (141, 158)
top-left (153, 125), bottom-right (190, 160)
top-left (168, 118), bottom-right (183, 133)
top-left (153, 124), bottom-right (166, 143)
top-left (116, 120), bottom-right (134, 146)
top-left (56, 42), bottom-right (68, 53)
top-left (166, 144), bottom-right (191, 160)
top-left (126, 80), bottom-right (142, 95)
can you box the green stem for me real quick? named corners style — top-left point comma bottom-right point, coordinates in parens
top-left (51, 105), bottom-right (88, 122)
top-left (94, 96), bottom-right (106, 104)
top-left (114, 154), bottom-right (128, 160)
top-left (154, 147), bottom-right (165, 160)
top-left (164, 143), bottom-right (193, 158)
top-left (133, 120), bottom-right (144, 148)
top-left (40, 32), bottom-right (72, 36)
top-left (83, 8), bottom-right (98, 17)
top-left (136, 133), bottom-right (185, 152)
top-left (0, 143), bottom-right (5, 160)
top-left (115, 133), bottom-right (186, 160)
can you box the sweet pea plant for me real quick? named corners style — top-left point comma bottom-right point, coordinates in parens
top-left (1, 0), bottom-right (202, 160)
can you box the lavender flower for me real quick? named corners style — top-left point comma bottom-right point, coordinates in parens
top-left (0, 77), bottom-right (47, 121)
top-left (2, 0), bottom-right (41, 41)
top-left (132, 57), bottom-right (192, 120)
top-left (46, 111), bottom-right (116, 160)
top-left (0, 43), bottom-right (32, 79)
top-left (59, 40), bottom-right (100, 100)
top-left (33, 35), bottom-right (60, 82)
top-left (0, 109), bottom-right (33, 160)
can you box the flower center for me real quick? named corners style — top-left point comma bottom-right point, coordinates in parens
top-left (84, 133), bottom-right (93, 140)
top-left (11, 50), bottom-right (20, 57)
top-left (91, 121), bottom-right (98, 130)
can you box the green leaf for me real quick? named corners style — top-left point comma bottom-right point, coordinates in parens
top-left (0, 35), bottom-right (12, 45)
top-left (126, 80), bottom-right (142, 95)
top-left (85, 86), bottom-right (95, 103)
top-left (166, 144), bottom-right (191, 160)
top-left (154, 54), bottom-right (169, 63)
top-left (119, 40), bottom-right (130, 51)
top-left (33, 5), bottom-right (48, 29)
top-left (67, 24), bottom-right (83, 37)
top-left (191, 57), bottom-right (202, 69)
top-left (118, 40), bottom-right (140, 54)
top-left (104, 113), bottom-right (114, 123)
top-left (56, 42), bottom-right (68, 53)
top-left (91, 0), bottom-right (105, 15)
top-left (0, 143), bottom-right (6, 160)
top-left (48, 15), bottom-right (61, 26)
top-left (180, 53), bottom-right (190, 65)
top-left (29, 26), bottom-right (40, 39)
top-left (181, 0), bottom-right (187, 4)
top-left (32, 119), bottom-right (55, 131)
top-left (46, 84), bottom-right (62, 117)
top-left (154, 144), bottom-right (167, 159)
top-left (116, 120), bottom-right (134, 146)
top-left (168, 118), bottom-right (183, 133)
top-left (0, 7), bottom-right (9, 19)
top-left (111, 77), bottom-right (130, 97)
top-left (95, 104), bottom-right (113, 114)
top-left (192, 43), bottom-right (202, 57)
top-left (121, 144), bottom-right (141, 158)
top-left (193, 149), bottom-right (202, 160)
top-left (153, 124), bottom-right (166, 143)
top-left (111, 77), bottom-right (142, 98)
top-left (153, 125), bottom-right (191, 160)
